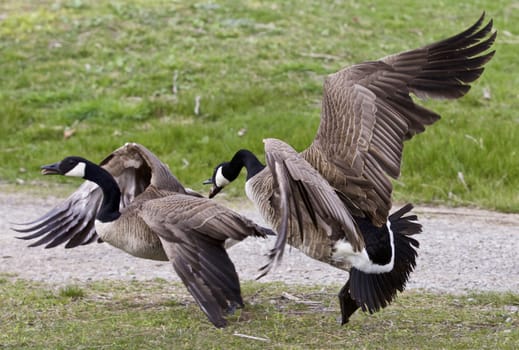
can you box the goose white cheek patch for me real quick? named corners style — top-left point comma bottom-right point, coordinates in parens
top-left (65, 162), bottom-right (86, 177)
top-left (215, 167), bottom-right (230, 187)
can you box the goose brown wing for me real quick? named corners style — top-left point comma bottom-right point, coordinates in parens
top-left (103, 142), bottom-right (189, 196)
top-left (13, 143), bottom-right (192, 248)
top-left (13, 180), bottom-right (102, 248)
top-left (139, 194), bottom-right (272, 327)
top-left (258, 138), bottom-right (363, 278)
top-left (305, 13), bottom-right (496, 225)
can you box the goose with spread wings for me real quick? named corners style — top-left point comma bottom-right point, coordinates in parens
top-left (12, 143), bottom-right (274, 328)
top-left (204, 13), bottom-right (496, 324)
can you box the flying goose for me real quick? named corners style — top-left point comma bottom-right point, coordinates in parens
top-left (205, 13), bottom-right (496, 324)
top-left (13, 143), bottom-right (274, 327)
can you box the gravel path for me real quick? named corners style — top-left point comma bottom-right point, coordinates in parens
top-left (1, 190), bottom-right (518, 294)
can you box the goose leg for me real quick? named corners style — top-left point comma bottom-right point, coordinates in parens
top-left (227, 300), bottom-right (244, 315)
top-left (338, 279), bottom-right (359, 325)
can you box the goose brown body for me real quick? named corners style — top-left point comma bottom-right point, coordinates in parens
top-left (94, 186), bottom-right (171, 261)
top-left (13, 143), bottom-right (274, 328)
top-left (246, 149), bottom-right (357, 270)
top-left (207, 13), bottom-right (496, 323)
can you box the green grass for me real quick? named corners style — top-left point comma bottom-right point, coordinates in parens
top-left (1, 0), bottom-right (518, 212)
top-left (2, 3), bottom-right (517, 347)
top-left (0, 276), bottom-right (517, 349)
top-left (58, 285), bottom-right (86, 299)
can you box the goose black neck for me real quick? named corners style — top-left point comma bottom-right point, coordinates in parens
top-left (225, 149), bottom-right (265, 181)
top-left (83, 161), bottom-right (121, 223)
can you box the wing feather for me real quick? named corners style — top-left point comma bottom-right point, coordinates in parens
top-left (258, 139), bottom-right (363, 277)
top-left (139, 194), bottom-right (271, 327)
top-left (13, 181), bottom-right (102, 248)
top-left (12, 143), bottom-right (194, 249)
top-left (305, 13), bottom-right (496, 225)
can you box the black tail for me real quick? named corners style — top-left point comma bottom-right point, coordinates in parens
top-left (339, 204), bottom-right (421, 324)
top-left (388, 203), bottom-right (422, 238)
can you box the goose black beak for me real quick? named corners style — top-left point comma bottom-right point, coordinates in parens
top-left (41, 162), bottom-right (61, 175)
top-left (203, 178), bottom-right (222, 198)
top-left (208, 186), bottom-right (222, 199)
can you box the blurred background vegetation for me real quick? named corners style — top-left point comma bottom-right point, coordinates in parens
top-left (0, 0), bottom-right (517, 211)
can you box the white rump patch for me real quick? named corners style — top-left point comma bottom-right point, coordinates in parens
top-left (332, 221), bottom-right (395, 274)
top-left (65, 162), bottom-right (86, 178)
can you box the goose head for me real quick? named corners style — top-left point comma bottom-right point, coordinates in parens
top-left (204, 162), bottom-right (232, 198)
top-left (204, 149), bottom-right (265, 199)
top-left (41, 156), bottom-right (90, 178)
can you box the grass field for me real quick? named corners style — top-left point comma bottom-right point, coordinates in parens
top-left (1, 1), bottom-right (518, 348)
top-left (1, 276), bottom-right (518, 349)
top-left (0, 0), bottom-right (518, 211)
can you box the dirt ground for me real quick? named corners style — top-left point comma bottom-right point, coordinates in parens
top-left (1, 188), bottom-right (518, 294)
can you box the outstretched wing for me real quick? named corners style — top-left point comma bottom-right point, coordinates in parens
top-left (13, 142), bottom-right (191, 248)
top-left (304, 13), bottom-right (496, 225)
top-left (102, 142), bottom-right (189, 201)
top-left (140, 194), bottom-right (271, 327)
top-left (258, 138), bottom-right (363, 278)
top-left (13, 180), bottom-right (102, 248)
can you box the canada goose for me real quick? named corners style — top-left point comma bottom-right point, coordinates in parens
top-left (204, 14), bottom-right (496, 324)
top-left (13, 143), bottom-right (274, 328)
